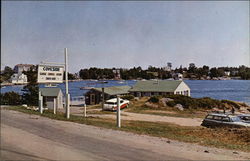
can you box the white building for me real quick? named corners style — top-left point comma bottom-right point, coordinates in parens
top-left (10, 73), bottom-right (28, 84)
top-left (14, 64), bottom-right (34, 74)
top-left (172, 73), bottom-right (183, 80)
top-left (129, 80), bottom-right (191, 97)
top-left (224, 71), bottom-right (230, 76)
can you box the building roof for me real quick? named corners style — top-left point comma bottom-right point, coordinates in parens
top-left (92, 86), bottom-right (131, 96)
top-left (129, 80), bottom-right (183, 92)
top-left (39, 87), bottom-right (62, 97)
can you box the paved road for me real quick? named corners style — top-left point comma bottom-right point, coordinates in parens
top-left (1, 109), bottom-right (249, 160)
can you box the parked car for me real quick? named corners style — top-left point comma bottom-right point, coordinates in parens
top-left (201, 113), bottom-right (250, 128)
top-left (238, 114), bottom-right (250, 123)
top-left (103, 98), bottom-right (129, 111)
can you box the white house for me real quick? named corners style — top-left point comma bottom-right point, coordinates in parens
top-left (129, 80), bottom-right (191, 97)
top-left (14, 64), bottom-right (34, 74)
top-left (172, 73), bottom-right (183, 80)
top-left (10, 73), bottom-right (28, 84)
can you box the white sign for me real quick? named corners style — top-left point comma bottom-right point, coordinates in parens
top-left (37, 65), bottom-right (64, 83)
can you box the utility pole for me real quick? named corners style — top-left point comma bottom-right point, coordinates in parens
top-left (117, 96), bottom-right (121, 128)
top-left (65, 48), bottom-right (70, 119)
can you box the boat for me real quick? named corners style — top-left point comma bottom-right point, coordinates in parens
top-left (80, 87), bottom-right (94, 90)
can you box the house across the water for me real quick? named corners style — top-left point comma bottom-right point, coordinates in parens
top-left (85, 86), bottom-right (131, 105)
top-left (129, 80), bottom-right (190, 97)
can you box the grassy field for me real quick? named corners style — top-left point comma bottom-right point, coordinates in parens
top-left (5, 106), bottom-right (250, 152)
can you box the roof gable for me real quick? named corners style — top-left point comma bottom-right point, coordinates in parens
top-left (129, 80), bottom-right (182, 92)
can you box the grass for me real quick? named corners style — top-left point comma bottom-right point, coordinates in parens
top-left (87, 110), bottom-right (128, 116)
top-left (4, 106), bottom-right (250, 152)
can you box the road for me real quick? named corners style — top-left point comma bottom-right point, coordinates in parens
top-left (1, 109), bottom-right (249, 160)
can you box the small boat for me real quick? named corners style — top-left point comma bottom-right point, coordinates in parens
top-left (118, 81), bottom-right (125, 84)
top-left (80, 87), bottom-right (94, 90)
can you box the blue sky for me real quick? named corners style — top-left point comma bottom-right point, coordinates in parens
top-left (2, 1), bottom-right (249, 73)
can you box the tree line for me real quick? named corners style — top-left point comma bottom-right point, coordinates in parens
top-left (79, 64), bottom-right (250, 80)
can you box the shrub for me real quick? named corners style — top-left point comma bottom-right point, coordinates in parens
top-left (121, 95), bottom-right (134, 100)
top-left (221, 100), bottom-right (241, 109)
top-left (148, 96), bottom-right (159, 103)
top-left (165, 95), bottom-right (223, 109)
top-left (196, 97), bottom-right (221, 109)
top-left (166, 101), bottom-right (176, 107)
top-left (0, 92), bottom-right (22, 105)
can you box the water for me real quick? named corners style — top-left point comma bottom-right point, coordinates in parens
top-left (184, 80), bottom-right (250, 105)
top-left (1, 80), bottom-right (250, 105)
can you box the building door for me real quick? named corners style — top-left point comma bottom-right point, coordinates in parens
top-left (90, 94), bottom-right (95, 105)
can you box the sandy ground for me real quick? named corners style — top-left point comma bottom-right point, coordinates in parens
top-left (1, 109), bottom-right (250, 160)
top-left (67, 106), bottom-right (203, 126)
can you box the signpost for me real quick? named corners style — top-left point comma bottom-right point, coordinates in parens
top-left (38, 48), bottom-right (70, 119)
top-left (65, 48), bottom-right (70, 119)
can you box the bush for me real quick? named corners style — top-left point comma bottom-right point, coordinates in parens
top-left (165, 95), bottom-right (223, 109)
top-left (0, 92), bottom-right (22, 105)
top-left (196, 97), bottom-right (221, 109)
top-left (121, 95), bottom-right (135, 100)
top-left (166, 101), bottom-right (176, 107)
top-left (148, 96), bottom-right (159, 103)
top-left (221, 100), bottom-right (241, 109)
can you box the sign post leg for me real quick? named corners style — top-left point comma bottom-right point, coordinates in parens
top-left (117, 96), bottom-right (121, 128)
top-left (53, 98), bottom-right (56, 114)
top-left (84, 104), bottom-right (86, 117)
top-left (39, 91), bottom-right (43, 114)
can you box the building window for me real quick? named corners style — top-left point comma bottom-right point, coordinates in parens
top-left (56, 73), bottom-right (62, 76)
top-left (40, 72), bottom-right (46, 75)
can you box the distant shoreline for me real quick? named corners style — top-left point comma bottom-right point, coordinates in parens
top-left (0, 78), bottom-right (248, 87)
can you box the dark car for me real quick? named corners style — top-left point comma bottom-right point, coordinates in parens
top-left (201, 113), bottom-right (250, 128)
top-left (238, 114), bottom-right (250, 123)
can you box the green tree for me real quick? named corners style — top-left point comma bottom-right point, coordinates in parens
top-left (0, 66), bottom-right (14, 83)
top-left (0, 92), bottom-right (22, 105)
top-left (22, 66), bottom-right (38, 106)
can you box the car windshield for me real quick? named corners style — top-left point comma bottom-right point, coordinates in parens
top-left (231, 117), bottom-right (242, 122)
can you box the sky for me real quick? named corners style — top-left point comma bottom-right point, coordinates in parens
top-left (2, 1), bottom-right (249, 73)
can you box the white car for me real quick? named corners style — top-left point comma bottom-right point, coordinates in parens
top-left (103, 98), bottom-right (129, 111)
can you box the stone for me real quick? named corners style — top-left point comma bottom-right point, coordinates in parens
top-left (145, 102), bottom-right (159, 108)
top-left (174, 104), bottom-right (184, 111)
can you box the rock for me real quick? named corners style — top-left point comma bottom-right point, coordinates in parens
top-left (160, 98), bottom-right (174, 107)
top-left (166, 140), bottom-right (171, 143)
top-left (233, 151), bottom-right (239, 155)
top-left (204, 150), bottom-right (209, 153)
top-left (22, 104), bottom-right (28, 107)
top-left (174, 104), bottom-right (184, 111)
top-left (164, 98), bottom-right (174, 102)
top-left (145, 102), bottom-right (159, 108)
top-left (134, 97), bottom-right (140, 101)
